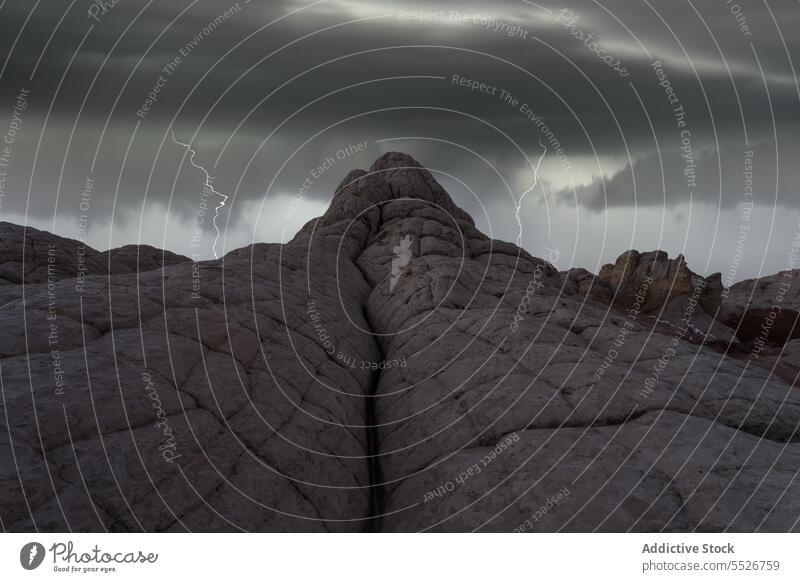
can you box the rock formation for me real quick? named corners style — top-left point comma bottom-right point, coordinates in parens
top-left (1, 153), bottom-right (798, 532)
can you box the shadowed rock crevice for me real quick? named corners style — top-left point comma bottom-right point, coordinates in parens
top-left (293, 152), bottom-right (483, 530)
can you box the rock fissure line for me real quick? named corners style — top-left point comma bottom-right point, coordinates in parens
top-left (334, 199), bottom-right (389, 532)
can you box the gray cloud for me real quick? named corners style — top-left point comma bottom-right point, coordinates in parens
top-left (558, 137), bottom-right (794, 210)
top-left (0, 0), bottom-right (798, 276)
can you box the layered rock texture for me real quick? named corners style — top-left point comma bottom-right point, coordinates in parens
top-left (1, 153), bottom-right (799, 532)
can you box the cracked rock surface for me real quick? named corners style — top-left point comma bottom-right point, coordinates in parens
top-left (1, 153), bottom-right (799, 532)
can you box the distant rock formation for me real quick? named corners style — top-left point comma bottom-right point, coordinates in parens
top-left (0, 222), bottom-right (188, 286)
top-left (721, 270), bottom-right (800, 346)
top-left (1, 154), bottom-right (798, 533)
top-left (567, 250), bottom-right (722, 316)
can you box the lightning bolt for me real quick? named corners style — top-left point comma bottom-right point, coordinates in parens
top-left (171, 129), bottom-right (228, 258)
top-left (515, 132), bottom-right (548, 246)
top-left (28, 545), bottom-right (38, 566)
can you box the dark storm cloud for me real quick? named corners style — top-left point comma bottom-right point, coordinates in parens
top-left (559, 138), bottom-right (790, 210)
top-left (0, 0), bottom-right (798, 229)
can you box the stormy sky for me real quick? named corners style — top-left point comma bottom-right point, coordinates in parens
top-left (0, 0), bottom-right (798, 281)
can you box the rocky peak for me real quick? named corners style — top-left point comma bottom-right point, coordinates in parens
top-left (295, 152), bottom-right (476, 245)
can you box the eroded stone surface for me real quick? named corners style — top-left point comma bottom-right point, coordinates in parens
top-left (1, 154), bottom-right (798, 532)
top-left (0, 221), bottom-right (378, 531)
top-left (721, 271), bottom-right (800, 346)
